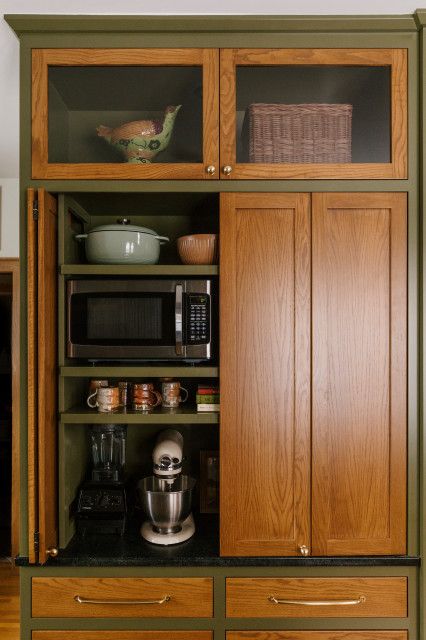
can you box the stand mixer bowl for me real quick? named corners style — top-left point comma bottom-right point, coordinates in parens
top-left (138, 475), bottom-right (196, 534)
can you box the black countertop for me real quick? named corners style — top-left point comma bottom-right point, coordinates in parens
top-left (30, 516), bottom-right (419, 568)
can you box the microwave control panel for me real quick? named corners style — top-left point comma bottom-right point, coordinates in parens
top-left (186, 294), bottom-right (210, 344)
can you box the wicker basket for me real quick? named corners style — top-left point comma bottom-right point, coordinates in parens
top-left (247, 103), bottom-right (352, 164)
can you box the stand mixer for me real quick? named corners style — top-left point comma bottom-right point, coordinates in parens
top-left (138, 429), bottom-right (196, 545)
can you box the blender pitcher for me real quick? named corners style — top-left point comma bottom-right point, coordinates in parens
top-left (91, 424), bottom-right (127, 483)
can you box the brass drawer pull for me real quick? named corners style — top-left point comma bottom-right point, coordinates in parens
top-left (74, 594), bottom-right (171, 605)
top-left (268, 595), bottom-right (366, 606)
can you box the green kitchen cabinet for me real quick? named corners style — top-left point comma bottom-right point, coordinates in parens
top-left (5, 11), bottom-right (424, 640)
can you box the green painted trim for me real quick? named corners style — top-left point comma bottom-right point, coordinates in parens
top-left (60, 366), bottom-right (219, 377)
top-left (25, 180), bottom-right (417, 193)
top-left (5, 14), bottom-right (419, 35)
top-left (61, 264), bottom-right (219, 276)
top-left (416, 9), bottom-right (426, 26)
top-left (61, 406), bottom-right (219, 424)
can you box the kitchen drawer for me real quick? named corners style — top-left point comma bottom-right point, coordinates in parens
top-left (33, 634), bottom-right (213, 640)
top-left (32, 577), bottom-right (213, 618)
top-left (227, 633), bottom-right (407, 640)
top-left (226, 577), bottom-right (407, 618)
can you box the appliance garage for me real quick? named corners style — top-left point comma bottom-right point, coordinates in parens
top-left (6, 11), bottom-right (424, 640)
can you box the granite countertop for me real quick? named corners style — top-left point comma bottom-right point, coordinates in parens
top-left (22, 515), bottom-right (418, 567)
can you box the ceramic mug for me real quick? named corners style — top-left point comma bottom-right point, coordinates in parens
top-left (133, 383), bottom-right (162, 411)
top-left (86, 379), bottom-right (109, 406)
top-left (87, 385), bottom-right (120, 412)
top-left (162, 380), bottom-right (189, 408)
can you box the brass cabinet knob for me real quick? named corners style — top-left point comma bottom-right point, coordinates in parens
top-left (47, 547), bottom-right (59, 558)
top-left (299, 545), bottom-right (309, 556)
top-left (206, 165), bottom-right (216, 175)
top-left (222, 165), bottom-right (233, 175)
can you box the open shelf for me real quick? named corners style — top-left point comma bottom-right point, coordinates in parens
top-left (61, 264), bottom-right (219, 276)
top-left (61, 405), bottom-right (220, 424)
top-left (60, 365), bottom-right (219, 377)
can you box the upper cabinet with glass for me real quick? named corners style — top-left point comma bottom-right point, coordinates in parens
top-left (219, 48), bottom-right (407, 179)
top-left (31, 47), bottom-right (407, 180)
top-left (32, 49), bottom-right (219, 179)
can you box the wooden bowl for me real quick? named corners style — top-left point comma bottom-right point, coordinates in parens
top-left (177, 234), bottom-right (218, 265)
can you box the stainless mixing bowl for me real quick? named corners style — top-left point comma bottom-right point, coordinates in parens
top-left (138, 475), bottom-right (196, 534)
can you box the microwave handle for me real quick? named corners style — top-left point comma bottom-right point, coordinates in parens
top-left (175, 284), bottom-right (183, 356)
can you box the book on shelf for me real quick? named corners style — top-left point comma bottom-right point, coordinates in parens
top-left (197, 403), bottom-right (220, 412)
top-left (196, 393), bottom-right (220, 404)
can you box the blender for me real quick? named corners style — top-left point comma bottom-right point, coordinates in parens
top-left (138, 429), bottom-right (196, 545)
top-left (76, 424), bottom-right (127, 536)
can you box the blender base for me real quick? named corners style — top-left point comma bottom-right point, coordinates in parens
top-left (141, 514), bottom-right (195, 545)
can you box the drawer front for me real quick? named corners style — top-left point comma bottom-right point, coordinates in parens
top-left (226, 577), bottom-right (407, 618)
top-left (227, 634), bottom-right (408, 640)
top-left (33, 634), bottom-right (213, 640)
top-left (32, 577), bottom-right (213, 618)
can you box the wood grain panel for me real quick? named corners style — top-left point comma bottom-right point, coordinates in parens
top-left (220, 49), bottom-right (407, 179)
top-left (27, 189), bottom-right (38, 565)
top-left (220, 193), bottom-right (311, 556)
top-left (31, 49), bottom-right (219, 179)
top-left (32, 577), bottom-right (213, 618)
top-left (33, 634), bottom-right (212, 640)
top-left (37, 190), bottom-right (58, 564)
top-left (312, 192), bottom-right (407, 556)
top-left (226, 577), bottom-right (407, 618)
top-left (228, 633), bottom-right (407, 640)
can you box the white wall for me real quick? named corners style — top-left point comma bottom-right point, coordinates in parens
top-left (0, 0), bottom-right (420, 256)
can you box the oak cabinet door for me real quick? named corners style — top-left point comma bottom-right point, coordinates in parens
top-left (220, 192), bottom-right (311, 556)
top-left (220, 48), bottom-right (407, 180)
top-left (227, 633), bottom-right (407, 640)
top-left (32, 49), bottom-right (219, 180)
top-left (27, 188), bottom-right (58, 564)
top-left (311, 192), bottom-right (407, 555)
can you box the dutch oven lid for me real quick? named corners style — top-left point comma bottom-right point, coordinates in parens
top-left (88, 218), bottom-right (158, 235)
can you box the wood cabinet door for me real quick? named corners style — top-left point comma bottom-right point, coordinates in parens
top-left (227, 633), bottom-right (407, 640)
top-left (220, 48), bottom-right (407, 180)
top-left (27, 188), bottom-right (58, 564)
top-left (220, 193), bottom-right (311, 556)
top-left (311, 192), bottom-right (407, 555)
top-left (32, 49), bottom-right (219, 180)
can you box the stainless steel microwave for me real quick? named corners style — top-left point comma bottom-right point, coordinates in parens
top-left (67, 279), bottom-right (214, 361)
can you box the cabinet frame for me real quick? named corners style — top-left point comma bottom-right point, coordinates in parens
top-left (220, 48), bottom-right (407, 180)
top-left (31, 48), bottom-right (219, 180)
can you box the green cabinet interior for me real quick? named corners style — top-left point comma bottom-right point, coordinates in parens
top-left (4, 11), bottom-right (423, 640)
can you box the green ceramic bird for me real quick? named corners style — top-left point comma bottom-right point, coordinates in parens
top-left (97, 105), bottom-right (182, 163)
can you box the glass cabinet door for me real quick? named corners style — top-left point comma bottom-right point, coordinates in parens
top-left (32, 49), bottom-right (219, 179)
top-left (220, 48), bottom-right (407, 179)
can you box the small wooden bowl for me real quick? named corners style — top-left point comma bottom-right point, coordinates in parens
top-left (177, 234), bottom-right (218, 265)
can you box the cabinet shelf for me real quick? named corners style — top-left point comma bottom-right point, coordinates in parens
top-left (60, 264), bottom-right (219, 276)
top-left (60, 365), bottom-right (219, 378)
top-left (60, 405), bottom-right (220, 424)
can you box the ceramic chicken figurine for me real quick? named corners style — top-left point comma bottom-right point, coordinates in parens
top-left (96, 105), bottom-right (181, 163)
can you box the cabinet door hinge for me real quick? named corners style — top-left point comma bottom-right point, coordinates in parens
top-left (32, 199), bottom-right (39, 221)
top-left (34, 531), bottom-right (39, 553)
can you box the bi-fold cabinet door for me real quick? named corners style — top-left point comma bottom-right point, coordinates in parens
top-left (220, 192), bottom-right (407, 557)
top-left (27, 188), bottom-right (59, 564)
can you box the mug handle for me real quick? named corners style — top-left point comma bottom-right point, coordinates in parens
top-left (87, 390), bottom-right (98, 408)
top-left (180, 386), bottom-right (189, 403)
top-left (150, 390), bottom-right (163, 408)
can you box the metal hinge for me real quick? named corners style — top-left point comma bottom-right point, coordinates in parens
top-left (32, 199), bottom-right (39, 221)
top-left (34, 531), bottom-right (39, 553)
